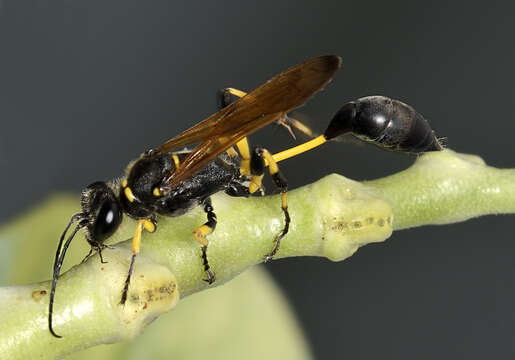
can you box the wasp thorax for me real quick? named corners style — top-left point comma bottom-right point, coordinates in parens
top-left (81, 181), bottom-right (122, 245)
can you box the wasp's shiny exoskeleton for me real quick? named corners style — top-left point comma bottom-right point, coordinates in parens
top-left (48, 56), bottom-right (443, 338)
top-left (272, 95), bottom-right (442, 163)
top-left (325, 96), bottom-right (442, 152)
top-left (48, 55), bottom-right (342, 338)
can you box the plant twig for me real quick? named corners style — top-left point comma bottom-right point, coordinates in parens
top-left (1, 149), bottom-right (514, 359)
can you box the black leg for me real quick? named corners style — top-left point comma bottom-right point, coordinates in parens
top-left (201, 246), bottom-right (216, 284)
top-left (120, 254), bottom-right (136, 305)
top-left (80, 248), bottom-right (94, 264)
top-left (119, 219), bottom-right (156, 305)
top-left (80, 244), bottom-right (111, 264)
top-left (98, 246), bottom-right (108, 264)
top-left (266, 166), bottom-right (289, 261)
top-left (249, 147), bottom-right (290, 261)
top-left (193, 198), bottom-right (218, 284)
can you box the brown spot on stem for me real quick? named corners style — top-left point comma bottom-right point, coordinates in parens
top-left (331, 221), bottom-right (348, 232)
top-left (129, 282), bottom-right (178, 304)
top-left (32, 290), bottom-right (47, 302)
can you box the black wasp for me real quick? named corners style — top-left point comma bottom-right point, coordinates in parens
top-left (49, 55), bottom-right (442, 338)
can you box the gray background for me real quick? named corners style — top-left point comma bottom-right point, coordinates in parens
top-left (1, 1), bottom-right (514, 358)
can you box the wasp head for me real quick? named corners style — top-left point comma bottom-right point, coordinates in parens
top-left (49, 181), bottom-right (122, 338)
top-left (81, 181), bottom-right (123, 246)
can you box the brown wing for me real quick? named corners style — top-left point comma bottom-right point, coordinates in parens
top-left (157, 55), bottom-right (342, 192)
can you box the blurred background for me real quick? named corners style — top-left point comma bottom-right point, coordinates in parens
top-left (1, 1), bottom-right (515, 358)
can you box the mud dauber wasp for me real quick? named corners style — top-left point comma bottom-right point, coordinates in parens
top-left (49, 55), bottom-right (442, 338)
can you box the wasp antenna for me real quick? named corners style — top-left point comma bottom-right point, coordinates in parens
top-left (49, 214), bottom-right (87, 338)
top-left (52, 213), bottom-right (84, 273)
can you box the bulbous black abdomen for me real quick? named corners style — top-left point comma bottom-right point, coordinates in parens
top-left (324, 96), bottom-right (442, 153)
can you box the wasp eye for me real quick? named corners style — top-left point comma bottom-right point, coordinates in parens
top-left (93, 199), bottom-right (122, 241)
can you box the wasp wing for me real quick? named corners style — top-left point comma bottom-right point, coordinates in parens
top-left (157, 55), bottom-right (342, 192)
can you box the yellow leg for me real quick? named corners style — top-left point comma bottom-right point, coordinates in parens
top-left (131, 219), bottom-right (156, 253)
top-left (226, 146), bottom-right (238, 158)
top-left (260, 150), bottom-right (289, 230)
top-left (224, 87), bottom-right (247, 98)
top-left (171, 154), bottom-right (180, 168)
top-left (120, 219), bottom-right (156, 304)
top-left (248, 174), bottom-right (264, 194)
top-left (192, 202), bottom-right (217, 246)
top-left (272, 135), bottom-right (327, 163)
top-left (261, 149), bottom-right (279, 175)
top-left (236, 137), bottom-right (252, 175)
top-left (193, 224), bottom-right (213, 246)
top-left (228, 85), bottom-right (330, 166)
top-left (223, 87), bottom-right (321, 172)
top-left (223, 87), bottom-right (314, 139)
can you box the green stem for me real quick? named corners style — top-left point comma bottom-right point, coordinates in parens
top-left (366, 150), bottom-right (515, 229)
top-left (0, 149), bottom-right (513, 359)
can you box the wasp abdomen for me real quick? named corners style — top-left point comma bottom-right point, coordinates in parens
top-left (324, 96), bottom-right (442, 153)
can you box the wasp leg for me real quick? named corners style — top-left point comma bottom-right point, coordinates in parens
top-left (218, 87), bottom-right (314, 139)
top-left (193, 198), bottom-right (217, 284)
top-left (229, 133), bottom-right (264, 182)
top-left (217, 87), bottom-right (248, 109)
top-left (120, 219), bottom-right (156, 305)
top-left (219, 87), bottom-right (299, 173)
top-left (80, 248), bottom-right (94, 264)
top-left (226, 146), bottom-right (239, 158)
top-left (171, 153), bottom-right (181, 169)
top-left (271, 135), bottom-right (327, 163)
top-left (236, 136), bottom-right (252, 176)
top-left (225, 176), bottom-right (251, 197)
top-left (249, 147), bottom-right (290, 261)
top-left (80, 243), bottom-right (112, 264)
top-left (217, 88), bottom-right (253, 172)
top-left (97, 245), bottom-right (110, 264)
